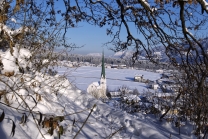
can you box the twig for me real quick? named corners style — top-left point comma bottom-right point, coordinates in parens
top-left (108, 126), bottom-right (124, 139)
top-left (73, 104), bottom-right (96, 139)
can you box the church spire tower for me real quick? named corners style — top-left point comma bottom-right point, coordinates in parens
top-left (86, 51), bottom-right (107, 99)
top-left (100, 51), bottom-right (107, 98)
top-left (101, 51), bottom-right (105, 78)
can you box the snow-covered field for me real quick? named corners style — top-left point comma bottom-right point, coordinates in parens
top-left (0, 59), bottom-right (196, 139)
top-left (56, 66), bottom-right (161, 93)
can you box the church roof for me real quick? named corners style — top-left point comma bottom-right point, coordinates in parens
top-left (92, 82), bottom-right (100, 87)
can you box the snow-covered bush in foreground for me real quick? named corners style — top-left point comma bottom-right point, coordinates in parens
top-left (1, 47), bottom-right (31, 74)
top-left (0, 51), bottom-right (92, 138)
top-left (0, 1), bottom-right (87, 138)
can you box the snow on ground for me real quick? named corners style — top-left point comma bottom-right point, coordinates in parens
top-left (0, 55), bottom-right (194, 139)
top-left (56, 66), bottom-right (161, 93)
top-left (0, 14), bottom-right (196, 139)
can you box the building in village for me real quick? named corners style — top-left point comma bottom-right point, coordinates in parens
top-left (122, 95), bottom-right (141, 103)
top-left (87, 52), bottom-right (107, 99)
top-left (149, 82), bottom-right (159, 90)
top-left (134, 74), bottom-right (143, 82)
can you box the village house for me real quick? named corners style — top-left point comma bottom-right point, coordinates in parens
top-left (134, 74), bottom-right (143, 82)
top-left (111, 65), bottom-right (119, 69)
top-left (157, 78), bottom-right (181, 93)
top-left (119, 64), bottom-right (127, 69)
top-left (158, 78), bottom-right (172, 85)
top-left (106, 65), bottom-right (111, 69)
top-left (153, 93), bottom-right (176, 100)
top-left (156, 69), bottom-right (163, 73)
top-left (148, 82), bottom-right (159, 90)
top-left (161, 72), bottom-right (175, 79)
top-left (122, 94), bottom-right (141, 103)
top-left (109, 91), bottom-right (122, 97)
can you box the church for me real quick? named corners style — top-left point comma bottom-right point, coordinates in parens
top-left (87, 52), bottom-right (107, 99)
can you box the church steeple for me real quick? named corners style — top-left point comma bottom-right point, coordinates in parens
top-left (87, 51), bottom-right (107, 99)
top-left (100, 50), bottom-right (107, 99)
top-left (101, 51), bottom-right (105, 78)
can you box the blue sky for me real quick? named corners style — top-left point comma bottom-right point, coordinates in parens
top-left (65, 22), bottom-right (145, 56)
top-left (54, 1), bottom-right (117, 56)
top-left (54, 0), bottom-right (143, 56)
top-left (64, 21), bottom-right (144, 56)
top-left (55, 0), bottom-right (208, 56)
top-left (66, 23), bottom-right (115, 56)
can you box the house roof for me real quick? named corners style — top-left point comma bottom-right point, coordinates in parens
top-left (128, 95), bottom-right (141, 101)
top-left (123, 94), bottom-right (141, 101)
top-left (110, 92), bottom-right (121, 96)
top-left (135, 74), bottom-right (143, 77)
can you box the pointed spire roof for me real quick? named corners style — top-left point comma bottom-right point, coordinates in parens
top-left (101, 51), bottom-right (105, 78)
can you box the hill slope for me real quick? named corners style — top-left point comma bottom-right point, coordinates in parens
top-left (0, 48), bottom-right (194, 139)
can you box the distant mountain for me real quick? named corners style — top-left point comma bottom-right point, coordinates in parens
top-left (73, 38), bottom-right (208, 63)
top-left (112, 50), bottom-right (134, 59)
top-left (86, 53), bottom-right (102, 57)
top-left (150, 37), bottom-right (208, 63)
top-left (86, 51), bottom-right (134, 59)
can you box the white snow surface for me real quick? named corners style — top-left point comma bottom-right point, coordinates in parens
top-left (1, 47), bottom-right (31, 74)
top-left (0, 60), bottom-right (194, 139)
top-left (57, 66), bottom-right (160, 93)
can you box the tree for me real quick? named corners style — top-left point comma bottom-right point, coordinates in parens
top-left (71, 0), bottom-right (208, 136)
top-left (106, 87), bottom-right (112, 99)
top-left (0, 0), bottom-right (83, 138)
top-left (133, 88), bottom-right (140, 95)
top-left (119, 85), bottom-right (130, 96)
